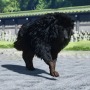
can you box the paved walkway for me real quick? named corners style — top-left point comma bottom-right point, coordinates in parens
top-left (0, 49), bottom-right (90, 90)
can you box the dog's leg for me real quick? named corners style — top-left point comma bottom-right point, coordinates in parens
top-left (49, 52), bottom-right (59, 77)
top-left (49, 60), bottom-right (59, 77)
top-left (44, 59), bottom-right (59, 77)
top-left (22, 50), bottom-right (35, 71)
top-left (35, 44), bottom-right (59, 77)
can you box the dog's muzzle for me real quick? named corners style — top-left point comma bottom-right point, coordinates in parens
top-left (64, 29), bottom-right (74, 39)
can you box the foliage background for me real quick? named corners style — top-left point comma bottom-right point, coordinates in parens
top-left (0, 0), bottom-right (90, 13)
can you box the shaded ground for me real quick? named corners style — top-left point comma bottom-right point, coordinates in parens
top-left (0, 49), bottom-right (90, 90)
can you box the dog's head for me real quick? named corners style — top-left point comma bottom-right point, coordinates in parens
top-left (55, 13), bottom-right (74, 39)
top-left (45, 13), bottom-right (74, 39)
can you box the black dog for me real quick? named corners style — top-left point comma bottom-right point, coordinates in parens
top-left (14, 13), bottom-right (74, 77)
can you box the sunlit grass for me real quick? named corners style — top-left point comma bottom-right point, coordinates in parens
top-left (64, 41), bottom-right (90, 51)
top-left (0, 41), bottom-right (90, 51)
top-left (0, 41), bottom-right (13, 48)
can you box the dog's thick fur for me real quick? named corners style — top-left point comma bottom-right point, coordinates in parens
top-left (14, 13), bottom-right (74, 77)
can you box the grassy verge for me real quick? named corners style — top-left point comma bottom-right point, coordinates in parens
top-left (0, 41), bottom-right (90, 51)
top-left (0, 41), bottom-right (14, 48)
top-left (64, 41), bottom-right (90, 51)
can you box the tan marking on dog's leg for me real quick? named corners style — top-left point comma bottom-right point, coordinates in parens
top-left (49, 61), bottom-right (59, 77)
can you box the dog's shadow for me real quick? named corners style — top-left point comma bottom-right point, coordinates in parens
top-left (2, 64), bottom-right (57, 80)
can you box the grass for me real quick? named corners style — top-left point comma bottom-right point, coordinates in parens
top-left (64, 41), bottom-right (90, 51)
top-left (0, 41), bottom-right (14, 48)
top-left (0, 41), bottom-right (90, 51)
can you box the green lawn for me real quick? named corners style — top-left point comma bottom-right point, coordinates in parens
top-left (0, 41), bottom-right (90, 51)
top-left (0, 41), bottom-right (14, 48)
top-left (64, 41), bottom-right (90, 51)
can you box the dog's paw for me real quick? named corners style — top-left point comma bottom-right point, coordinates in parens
top-left (50, 71), bottom-right (59, 77)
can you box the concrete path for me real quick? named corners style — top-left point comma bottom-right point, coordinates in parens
top-left (0, 49), bottom-right (90, 90)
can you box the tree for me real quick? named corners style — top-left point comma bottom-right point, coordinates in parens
top-left (58, 0), bottom-right (72, 7)
top-left (0, 0), bottom-right (8, 12)
top-left (36, 0), bottom-right (47, 10)
top-left (49, 0), bottom-right (64, 9)
top-left (3, 0), bottom-right (20, 12)
top-left (27, 0), bottom-right (51, 10)
top-left (67, 0), bottom-right (90, 6)
top-left (0, 0), bottom-right (90, 13)
top-left (19, 0), bottom-right (30, 11)
top-left (27, 0), bottom-right (38, 10)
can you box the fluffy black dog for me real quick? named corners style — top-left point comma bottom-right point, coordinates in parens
top-left (14, 13), bottom-right (74, 77)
